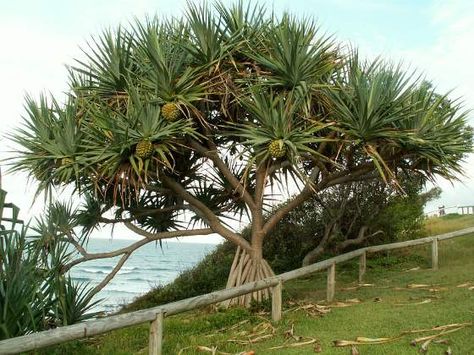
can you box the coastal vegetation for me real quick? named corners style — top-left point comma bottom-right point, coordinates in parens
top-left (8, 0), bottom-right (473, 306)
top-left (0, 185), bottom-right (98, 340)
top-left (35, 215), bottom-right (474, 354)
top-left (126, 180), bottom-right (440, 311)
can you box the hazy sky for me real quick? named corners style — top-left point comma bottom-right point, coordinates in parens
top-left (1, 0), bottom-right (473, 242)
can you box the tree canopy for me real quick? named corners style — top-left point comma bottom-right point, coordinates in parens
top-left (9, 1), bottom-right (473, 304)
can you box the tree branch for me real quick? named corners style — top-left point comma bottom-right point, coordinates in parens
top-left (87, 252), bottom-right (132, 301)
top-left (302, 221), bottom-right (337, 266)
top-left (261, 167), bottom-right (320, 236)
top-left (251, 163), bottom-right (267, 242)
top-left (63, 227), bottom-right (214, 272)
top-left (336, 226), bottom-right (383, 252)
top-left (161, 174), bottom-right (252, 252)
top-left (189, 139), bottom-right (257, 210)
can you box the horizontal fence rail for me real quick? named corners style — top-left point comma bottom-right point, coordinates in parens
top-left (1, 226), bottom-right (473, 354)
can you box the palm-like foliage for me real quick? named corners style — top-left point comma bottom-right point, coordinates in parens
top-left (0, 186), bottom-right (99, 339)
top-left (0, 225), bottom-right (49, 339)
top-left (7, 1), bottom-right (472, 304)
top-left (52, 275), bottom-right (101, 326)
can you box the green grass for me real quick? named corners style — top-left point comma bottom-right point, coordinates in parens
top-left (424, 213), bottom-right (474, 235)
top-left (32, 231), bottom-right (474, 354)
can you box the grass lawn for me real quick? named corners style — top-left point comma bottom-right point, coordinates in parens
top-left (31, 216), bottom-right (474, 354)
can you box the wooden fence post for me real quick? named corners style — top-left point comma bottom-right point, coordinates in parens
top-left (271, 281), bottom-right (282, 322)
top-left (432, 238), bottom-right (439, 270)
top-left (359, 251), bottom-right (366, 283)
top-left (327, 262), bottom-right (336, 302)
top-left (149, 312), bottom-right (164, 355)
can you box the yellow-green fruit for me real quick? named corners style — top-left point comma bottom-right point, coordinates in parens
top-left (135, 139), bottom-right (154, 159)
top-left (61, 157), bottom-right (74, 166)
top-left (268, 140), bottom-right (286, 159)
top-left (161, 102), bottom-right (181, 121)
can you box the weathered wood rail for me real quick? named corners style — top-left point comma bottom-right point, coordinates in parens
top-left (1, 227), bottom-right (473, 354)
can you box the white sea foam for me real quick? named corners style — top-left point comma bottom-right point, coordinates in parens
top-left (70, 239), bottom-right (215, 313)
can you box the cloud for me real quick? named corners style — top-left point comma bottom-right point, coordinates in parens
top-left (403, 0), bottom-right (474, 211)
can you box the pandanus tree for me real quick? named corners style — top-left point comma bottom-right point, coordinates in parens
top-left (9, 2), bottom-right (472, 306)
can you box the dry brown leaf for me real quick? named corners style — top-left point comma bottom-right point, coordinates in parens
top-left (412, 326), bottom-right (467, 344)
top-left (429, 287), bottom-right (448, 292)
top-left (197, 345), bottom-right (218, 354)
top-left (420, 338), bottom-right (431, 353)
top-left (205, 320), bottom-right (250, 337)
top-left (314, 343), bottom-right (322, 352)
top-left (334, 322), bottom-right (471, 349)
top-left (355, 336), bottom-right (394, 342)
top-left (351, 345), bottom-right (360, 354)
top-left (407, 284), bottom-right (431, 289)
top-left (403, 322), bottom-right (472, 335)
top-left (284, 324), bottom-right (295, 338)
top-left (292, 302), bottom-right (331, 317)
top-left (332, 301), bottom-right (361, 308)
top-left (268, 337), bottom-right (317, 350)
top-left (333, 336), bottom-right (399, 347)
top-left (395, 299), bottom-right (432, 306)
top-left (334, 340), bottom-right (358, 347)
top-left (346, 298), bottom-right (362, 304)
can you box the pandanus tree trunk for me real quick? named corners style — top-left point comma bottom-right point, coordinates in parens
top-left (224, 245), bottom-right (275, 307)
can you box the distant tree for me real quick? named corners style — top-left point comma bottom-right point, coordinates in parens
top-left (260, 176), bottom-right (442, 269)
top-left (9, 2), bottom-right (472, 305)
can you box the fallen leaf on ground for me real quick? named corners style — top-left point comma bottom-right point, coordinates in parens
top-left (289, 302), bottom-right (331, 317)
top-left (445, 346), bottom-right (452, 355)
top-left (333, 322), bottom-right (472, 348)
top-left (407, 284), bottom-right (431, 289)
top-left (197, 345), bottom-right (218, 354)
top-left (334, 336), bottom-right (400, 347)
top-left (403, 322), bottom-right (472, 335)
top-left (268, 337), bottom-right (317, 350)
top-left (346, 298), bottom-right (362, 303)
top-left (395, 299), bottom-right (432, 306)
top-left (411, 326), bottom-right (469, 345)
top-left (284, 324), bottom-right (295, 338)
top-left (420, 338), bottom-right (431, 353)
top-left (332, 301), bottom-right (362, 308)
top-left (429, 287), bottom-right (448, 292)
top-left (314, 343), bottom-right (322, 352)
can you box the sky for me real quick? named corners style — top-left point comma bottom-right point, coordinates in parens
top-left (0, 0), bottom-right (473, 242)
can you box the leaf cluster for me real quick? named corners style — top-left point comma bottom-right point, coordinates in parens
top-left (8, 1), bottom-right (472, 235)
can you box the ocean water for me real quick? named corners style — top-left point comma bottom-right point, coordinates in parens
top-left (69, 238), bottom-right (216, 313)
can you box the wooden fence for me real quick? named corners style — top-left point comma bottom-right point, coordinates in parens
top-left (1, 227), bottom-right (473, 355)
